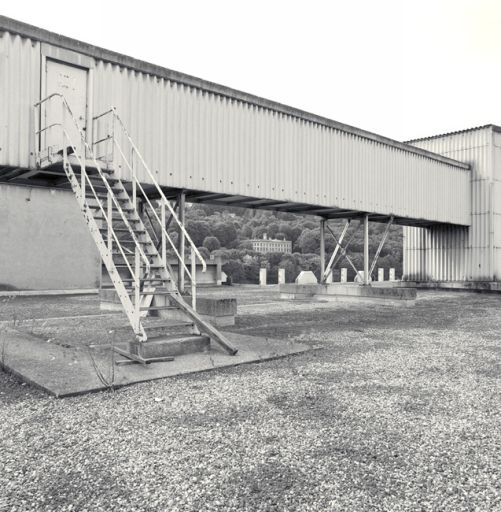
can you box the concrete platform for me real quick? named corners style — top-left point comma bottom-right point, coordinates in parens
top-left (279, 282), bottom-right (416, 305)
top-left (393, 280), bottom-right (501, 293)
top-left (0, 328), bottom-right (315, 397)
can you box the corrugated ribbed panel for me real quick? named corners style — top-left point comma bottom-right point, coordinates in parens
top-left (404, 127), bottom-right (497, 282)
top-left (493, 132), bottom-right (501, 280)
top-left (0, 31), bottom-right (40, 169)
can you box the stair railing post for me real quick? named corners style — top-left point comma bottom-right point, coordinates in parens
top-left (178, 191), bottom-right (186, 293)
top-left (161, 200), bottom-right (166, 266)
top-left (33, 101), bottom-right (39, 166)
top-left (107, 191), bottom-right (113, 254)
top-left (134, 244), bottom-right (141, 334)
top-left (131, 147), bottom-right (136, 206)
top-left (62, 101), bottom-right (67, 173)
top-left (81, 163), bottom-right (86, 205)
top-left (191, 246), bottom-right (196, 311)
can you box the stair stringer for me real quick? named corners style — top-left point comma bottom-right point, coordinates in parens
top-left (111, 180), bottom-right (238, 354)
top-left (62, 160), bottom-right (147, 340)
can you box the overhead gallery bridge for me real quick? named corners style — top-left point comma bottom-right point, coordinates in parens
top-left (0, 16), bottom-right (471, 229)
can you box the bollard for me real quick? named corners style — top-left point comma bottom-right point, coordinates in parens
top-left (389, 268), bottom-right (395, 281)
top-left (378, 268), bottom-right (384, 281)
top-left (259, 268), bottom-right (267, 286)
top-left (278, 268), bottom-right (285, 285)
top-left (340, 268), bottom-right (347, 283)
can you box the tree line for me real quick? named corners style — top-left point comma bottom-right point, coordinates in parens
top-left (162, 203), bottom-right (403, 284)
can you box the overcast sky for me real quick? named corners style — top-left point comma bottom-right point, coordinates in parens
top-left (5, 0), bottom-right (501, 141)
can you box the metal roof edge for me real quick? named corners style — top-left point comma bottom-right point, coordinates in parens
top-left (406, 124), bottom-right (501, 144)
top-left (0, 15), bottom-right (470, 171)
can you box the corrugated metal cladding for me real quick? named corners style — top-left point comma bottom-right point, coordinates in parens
top-left (93, 62), bottom-right (470, 226)
top-left (0, 28), bottom-right (470, 226)
top-left (404, 126), bottom-right (501, 282)
top-left (0, 31), bottom-right (39, 169)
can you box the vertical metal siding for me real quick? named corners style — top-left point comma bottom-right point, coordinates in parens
top-left (0, 31), bottom-right (40, 169)
top-left (91, 57), bottom-right (469, 225)
top-left (492, 131), bottom-right (501, 280)
top-left (404, 127), bottom-right (496, 282)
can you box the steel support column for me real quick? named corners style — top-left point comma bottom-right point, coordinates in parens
top-left (320, 219), bottom-right (326, 278)
top-left (363, 214), bottom-right (369, 285)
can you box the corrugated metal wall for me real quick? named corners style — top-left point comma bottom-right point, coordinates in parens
top-left (404, 127), bottom-right (499, 282)
top-left (491, 131), bottom-right (501, 280)
top-left (92, 60), bottom-right (470, 225)
top-left (0, 31), bottom-right (39, 169)
top-left (0, 30), bottom-right (470, 226)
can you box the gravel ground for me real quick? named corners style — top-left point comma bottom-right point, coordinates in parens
top-left (1, 287), bottom-right (501, 511)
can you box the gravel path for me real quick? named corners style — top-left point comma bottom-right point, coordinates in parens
top-left (1, 288), bottom-right (501, 511)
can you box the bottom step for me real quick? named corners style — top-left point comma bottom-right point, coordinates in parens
top-left (129, 334), bottom-right (210, 359)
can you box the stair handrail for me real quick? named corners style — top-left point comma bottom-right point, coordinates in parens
top-left (34, 94), bottom-right (149, 339)
top-left (34, 93), bottom-right (151, 274)
top-left (95, 107), bottom-right (207, 280)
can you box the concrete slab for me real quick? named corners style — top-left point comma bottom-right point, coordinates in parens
top-left (279, 282), bottom-right (416, 306)
top-left (0, 328), bottom-right (315, 397)
top-left (0, 288), bottom-right (98, 297)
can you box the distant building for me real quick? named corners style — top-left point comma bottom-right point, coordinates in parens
top-left (250, 233), bottom-right (292, 254)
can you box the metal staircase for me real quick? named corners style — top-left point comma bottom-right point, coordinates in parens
top-left (34, 93), bottom-right (237, 363)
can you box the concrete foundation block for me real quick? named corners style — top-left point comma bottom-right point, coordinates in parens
top-left (378, 268), bottom-right (384, 281)
top-left (278, 268), bottom-right (285, 285)
top-left (295, 271), bottom-right (317, 285)
top-left (129, 335), bottom-right (210, 359)
top-left (340, 268), bottom-right (347, 283)
top-left (354, 271), bottom-right (371, 283)
top-left (182, 296), bottom-right (237, 326)
top-left (279, 283), bottom-right (416, 306)
top-left (100, 290), bottom-right (238, 327)
top-left (198, 314), bottom-right (235, 326)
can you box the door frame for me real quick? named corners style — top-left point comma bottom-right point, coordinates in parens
top-left (39, 43), bottom-right (94, 159)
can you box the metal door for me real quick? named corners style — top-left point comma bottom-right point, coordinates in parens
top-left (44, 59), bottom-right (88, 157)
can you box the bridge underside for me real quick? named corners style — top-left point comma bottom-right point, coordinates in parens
top-left (164, 188), bottom-right (440, 228)
top-left (0, 165), bottom-right (444, 228)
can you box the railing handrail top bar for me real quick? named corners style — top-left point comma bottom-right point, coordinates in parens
top-left (112, 111), bottom-right (207, 270)
top-left (35, 122), bottom-right (61, 135)
top-left (60, 127), bottom-right (144, 276)
top-left (34, 92), bottom-right (64, 107)
top-left (41, 94), bottom-right (151, 268)
top-left (92, 108), bottom-right (115, 121)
